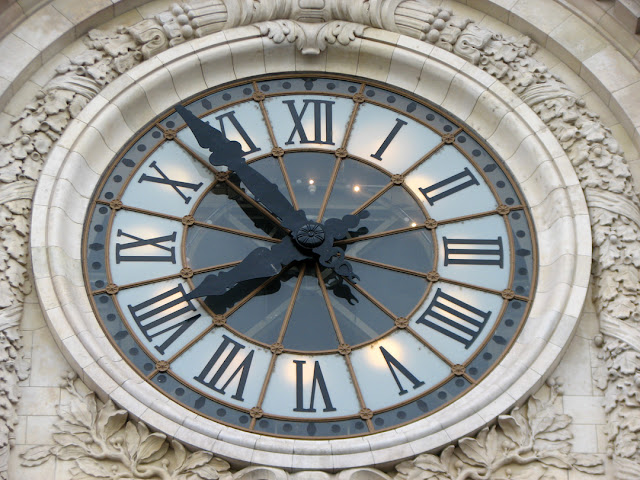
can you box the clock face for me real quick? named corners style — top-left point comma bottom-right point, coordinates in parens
top-left (83, 74), bottom-right (536, 439)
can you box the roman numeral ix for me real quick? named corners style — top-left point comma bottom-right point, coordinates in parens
top-left (115, 229), bottom-right (177, 264)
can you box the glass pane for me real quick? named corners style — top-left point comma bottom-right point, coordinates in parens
top-left (350, 262), bottom-right (427, 318)
top-left (354, 186), bottom-right (426, 238)
top-left (185, 226), bottom-right (273, 270)
top-left (347, 230), bottom-right (434, 273)
top-left (283, 152), bottom-right (335, 219)
top-left (226, 266), bottom-right (301, 345)
top-left (323, 158), bottom-right (389, 221)
top-left (283, 267), bottom-right (338, 351)
top-left (193, 182), bottom-right (284, 239)
top-left (323, 270), bottom-right (393, 346)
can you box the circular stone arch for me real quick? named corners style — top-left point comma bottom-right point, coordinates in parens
top-left (30, 27), bottom-right (591, 470)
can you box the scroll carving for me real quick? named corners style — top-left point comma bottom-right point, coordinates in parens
top-left (258, 19), bottom-right (365, 53)
top-left (2, 0), bottom-right (637, 478)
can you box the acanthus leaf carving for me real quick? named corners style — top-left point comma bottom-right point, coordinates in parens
top-left (22, 375), bottom-right (601, 480)
top-left (394, 380), bottom-right (604, 479)
top-left (258, 19), bottom-right (365, 54)
top-left (20, 374), bottom-right (234, 480)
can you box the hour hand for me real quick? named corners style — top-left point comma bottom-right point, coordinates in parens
top-left (186, 237), bottom-right (309, 300)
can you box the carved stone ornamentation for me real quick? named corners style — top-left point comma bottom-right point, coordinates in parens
top-left (258, 19), bottom-right (365, 54)
top-left (20, 376), bottom-right (602, 480)
top-left (20, 374), bottom-right (234, 480)
top-left (394, 381), bottom-right (604, 479)
top-left (2, 0), bottom-right (638, 478)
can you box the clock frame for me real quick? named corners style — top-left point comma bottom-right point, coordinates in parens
top-left (31, 30), bottom-right (590, 469)
top-left (82, 73), bottom-right (537, 440)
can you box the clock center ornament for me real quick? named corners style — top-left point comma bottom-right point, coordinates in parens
top-left (32, 28), bottom-right (590, 470)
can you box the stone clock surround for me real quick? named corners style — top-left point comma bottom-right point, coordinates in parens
top-left (29, 27), bottom-right (590, 470)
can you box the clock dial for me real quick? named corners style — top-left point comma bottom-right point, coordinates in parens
top-left (83, 74), bottom-right (536, 439)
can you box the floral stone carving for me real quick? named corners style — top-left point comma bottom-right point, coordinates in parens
top-left (394, 380), bottom-right (604, 480)
top-left (20, 376), bottom-right (603, 479)
top-left (20, 374), bottom-right (233, 480)
top-left (2, 0), bottom-right (638, 478)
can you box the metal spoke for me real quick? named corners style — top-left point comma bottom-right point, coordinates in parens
top-left (249, 264), bottom-right (306, 429)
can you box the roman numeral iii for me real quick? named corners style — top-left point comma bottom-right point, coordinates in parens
top-left (417, 288), bottom-right (491, 349)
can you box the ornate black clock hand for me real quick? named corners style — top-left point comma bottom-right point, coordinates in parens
top-left (185, 236), bottom-right (310, 300)
top-left (175, 105), bottom-right (307, 231)
top-left (311, 211), bottom-right (370, 281)
top-left (175, 105), bottom-right (366, 286)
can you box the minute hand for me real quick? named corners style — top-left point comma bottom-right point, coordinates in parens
top-left (175, 105), bottom-right (306, 231)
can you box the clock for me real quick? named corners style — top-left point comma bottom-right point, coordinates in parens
top-left (82, 74), bottom-right (536, 439)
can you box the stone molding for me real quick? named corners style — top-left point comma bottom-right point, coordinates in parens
top-left (0, 0), bottom-right (636, 477)
top-left (26, 0), bottom-right (590, 473)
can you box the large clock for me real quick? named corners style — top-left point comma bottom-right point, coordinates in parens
top-left (82, 74), bottom-right (536, 439)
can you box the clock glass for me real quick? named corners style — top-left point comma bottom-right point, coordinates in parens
top-left (83, 74), bottom-right (536, 438)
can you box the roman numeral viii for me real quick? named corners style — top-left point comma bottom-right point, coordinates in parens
top-left (293, 360), bottom-right (336, 412)
top-left (115, 229), bottom-right (177, 264)
top-left (419, 167), bottom-right (479, 205)
top-left (194, 335), bottom-right (254, 402)
top-left (127, 284), bottom-right (200, 355)
top-left (443, 237), bottom-right (504, 268)
top-left (283, 99), bottom-right (335, 145)
top-left (417, 288), bottom-right (491, 349)
top-left (138, 161), bottom-right (203, 204)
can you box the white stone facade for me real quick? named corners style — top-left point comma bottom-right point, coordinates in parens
top-left (0, 1), bottom-right (639, 479)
